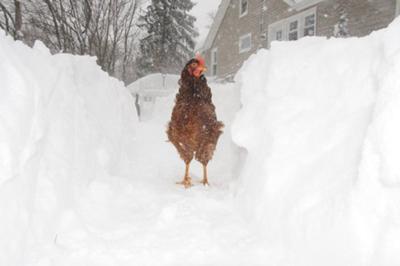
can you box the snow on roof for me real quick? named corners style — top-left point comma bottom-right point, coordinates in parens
top-left (127, 73), bottom-right (180, 96)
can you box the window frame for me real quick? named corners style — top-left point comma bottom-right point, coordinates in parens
top-left (303, 13), bottom-right (316, 36)
top-left (288, 20), bottom-right (299, 41)
top-left (276, 30), bottom-right (283, 41)
top-left (239, 33), bottom-right (252, 53)
top-left (239, 0), bottom-right (248, 18)
top-left (211, 47), bottom-right (218, 76)
top-left (268, 7), bottom-right (317, 46)
top-left (143, 96), bottom-right (153, 102)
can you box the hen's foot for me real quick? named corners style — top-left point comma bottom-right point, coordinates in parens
top-left (200, 179), bottom-right (210, 186)
top-left (176, 178), bottom-right (193, 188)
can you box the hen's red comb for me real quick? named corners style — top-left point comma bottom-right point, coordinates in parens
top-left (195, 52), bottom-right (206, 66)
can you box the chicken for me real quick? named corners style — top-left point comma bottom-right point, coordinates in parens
top-left (167, 54), bottom-right (223, 188)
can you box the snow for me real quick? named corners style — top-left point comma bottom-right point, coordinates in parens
top-left (127, 73), bottom-right (179, 121)
top-left (2, 16), bottom-right (400, 266)
top-left (0, 34), bottom-right (138, 265)
top-left (127, 73), bottom-right (179, 95)
top-left (0, 32), bottom-right (266, 265)
top-left (232, 18), bottom-right (400, 265)
top-left (119, 82), bottom-right (268, 265)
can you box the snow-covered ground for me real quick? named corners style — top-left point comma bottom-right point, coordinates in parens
top-left (1, 17), bottom-right (400, 266)
top-left (109, 83), bottom-right (268, 265)
top-left (0, 32), bottom-right (266, 265)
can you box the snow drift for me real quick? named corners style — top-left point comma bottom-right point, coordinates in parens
top-left (0, 33), bottom-right (137, 265)
top-left (0, 31), bottom-right (249, 265)
top-left (232, 18), bottom-right (400, 265)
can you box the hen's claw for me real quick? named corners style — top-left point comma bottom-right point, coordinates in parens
top-left (176, 178), bottom-right (193, 188)
top-left (200, 179), bottom-right (210, 186)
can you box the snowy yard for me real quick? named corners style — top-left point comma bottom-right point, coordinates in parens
top-left (1, 17), bottom-right (400, 266)
top-left (77, 84), bottom-right (269, 265)
top-left (0, 33), bottom-right (267, 265)
top-left (31, 84), bottom-right (268, 265)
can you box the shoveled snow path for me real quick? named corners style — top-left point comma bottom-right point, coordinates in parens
top-left (49, 84), bottom-right (268, 265)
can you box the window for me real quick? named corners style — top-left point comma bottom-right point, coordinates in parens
top-left (211, 48), bottom-right (218, 76)
top-left (268, 7), bottom-right (316, 45)
top-left (304, 14), bottom-right (315, 36)
top-left (143, 96), bottom-right (153, 102)
top-left (259, 17), bottom-right (264, 33)
top-left (239, 33), bottom-right (252, 53)
top-left (288, 21), bottom-right (298, 40)
top-left (240, 0), bottom-right (248, 17)
top-left (276, 30), bottom-right (283, 41)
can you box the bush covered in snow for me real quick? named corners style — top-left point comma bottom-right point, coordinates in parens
top-left (232, 18), bottom-right (400, 266)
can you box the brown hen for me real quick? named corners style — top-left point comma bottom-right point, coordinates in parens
top-left (167, 55), bottom-right (223, 188)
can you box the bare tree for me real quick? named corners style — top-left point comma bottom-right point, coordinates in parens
top-left (14, 0), bottom-right (22, 39)
top-left (0, 1), bottom-right (17, 38)
top-left (2, 0), bottom-right (142, 82)
top-left (121, 1), bottom-right (140, 82)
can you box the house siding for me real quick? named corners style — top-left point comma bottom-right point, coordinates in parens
top-left (205, 0), bottom-right (265, 79)
top-left (398, 0), bottom-right (400, 16)
top-left (204, 0), bottom-right (397, 79)
top-left (316, 0), bottom-right (397, 37)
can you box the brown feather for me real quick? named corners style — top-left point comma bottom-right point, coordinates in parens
top-left (167, 61), bottom-right (224, 167)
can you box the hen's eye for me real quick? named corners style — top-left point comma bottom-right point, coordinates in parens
top-left (191, 62), bottom-right (198, 68)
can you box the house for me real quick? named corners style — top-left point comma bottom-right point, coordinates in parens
top-left (202, 0), bottom-right (400, 79)
top-left (127, 73), bottom-right (179, 121)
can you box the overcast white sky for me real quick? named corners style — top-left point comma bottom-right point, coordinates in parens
top-left (191, 0), bottom-right (222, 49)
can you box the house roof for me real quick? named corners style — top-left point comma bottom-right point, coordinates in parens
top-left (201, 0), bottom-right (324, 51)
top-left (201, 0), bottom-right (231, 51)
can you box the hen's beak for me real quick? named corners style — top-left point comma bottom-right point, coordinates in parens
top-left (193, 65), bottom-right (207, 78)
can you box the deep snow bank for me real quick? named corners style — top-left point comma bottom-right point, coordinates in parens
top-left (0, 33), bottom-right (137, 265)
top-left (232, 18), bottom-right (400, 265)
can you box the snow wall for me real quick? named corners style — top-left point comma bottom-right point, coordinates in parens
top-left (0, 33), bottom-right (138, 265)
top-left (232, 18), bottom-right (400, 266)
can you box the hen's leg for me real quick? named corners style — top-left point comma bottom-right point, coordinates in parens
top-left (201, 164), bottom-right (209, 186)
top-left (196, 142), bottom-right (216, 186)
top-left (167, 130), bottom-right (194, 188)
top-left (176, 162), bottom-right (193, 188)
